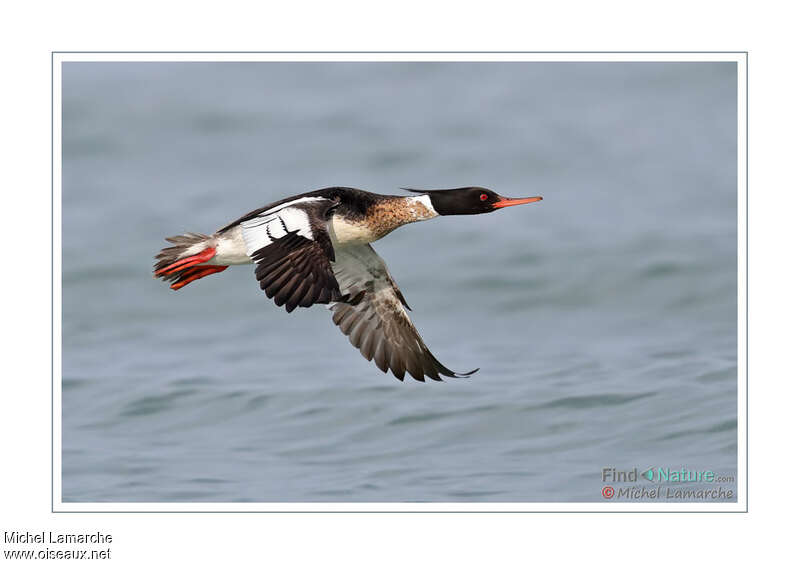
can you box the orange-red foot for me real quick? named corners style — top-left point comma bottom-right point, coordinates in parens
top-left (154, 246), bottom-right (217, 277)
top-left (170, 265), bottom-right (228, 290)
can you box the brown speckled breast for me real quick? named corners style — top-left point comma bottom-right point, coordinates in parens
top-left (329, 197), bottom-right (438, 246)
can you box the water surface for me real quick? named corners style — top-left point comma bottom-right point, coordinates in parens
top-left (62, 62), bottom-right (738, 502)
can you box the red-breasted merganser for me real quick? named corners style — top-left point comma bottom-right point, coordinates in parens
top-left (154, 187), bottom-right (542, 382)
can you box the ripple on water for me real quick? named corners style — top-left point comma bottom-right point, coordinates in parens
top-left (658, 418), bottom-right (737, 441)
top-left (119, 389), bottom-right (198, 418)
top-left (696, 367), bottom-right (736, 383)
top-left (244, 393), bottom-right (272, 411)
top-left (187, 477), bottom-right (229, 485)
top-left (387, 404), bottom-right (500, 426)
top-left (534, 392), bottom-right (657, 410)
top-left (63, 377), bottom-right (91, 390)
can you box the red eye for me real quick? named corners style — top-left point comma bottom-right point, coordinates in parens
top-left (479, 193), bottom-right (488, 201)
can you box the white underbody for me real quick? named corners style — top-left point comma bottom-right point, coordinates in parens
top-left (205, 227), bottom-right (251, 265)
top-left (328, 215), bottom-right (378, 247)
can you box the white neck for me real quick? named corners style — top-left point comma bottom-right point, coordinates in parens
top-left (407, 195), bottom-right (439, 220)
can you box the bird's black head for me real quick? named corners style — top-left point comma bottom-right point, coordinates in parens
top-left (405, 187), bottom-right (542, 216)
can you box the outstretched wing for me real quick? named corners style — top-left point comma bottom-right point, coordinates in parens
top-left (329, 245), bottom-right (478, 382)
top-left (241, 197), bottom-right (342, 312)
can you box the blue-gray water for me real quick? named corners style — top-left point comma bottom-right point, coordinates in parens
top-left (62, 62), bottom-right (738, 502)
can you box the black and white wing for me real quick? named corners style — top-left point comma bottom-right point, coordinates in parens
top-left (240, 197), bottom-right (342, 312)
top-left (329, 245), bottom-right (478, 382)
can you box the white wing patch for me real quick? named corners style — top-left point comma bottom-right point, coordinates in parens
top-left (240, 197), bottom-right (324, 256)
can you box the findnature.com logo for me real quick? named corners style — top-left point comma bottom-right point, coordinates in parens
top-left (600, 467), bottom-right (736, 501)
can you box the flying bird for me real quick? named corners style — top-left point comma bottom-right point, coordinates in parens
top-left (154, 187), bottom-right (542, 382)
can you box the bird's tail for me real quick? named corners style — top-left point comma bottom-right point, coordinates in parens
top-left (153, 232), bottom-right (228, 290)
